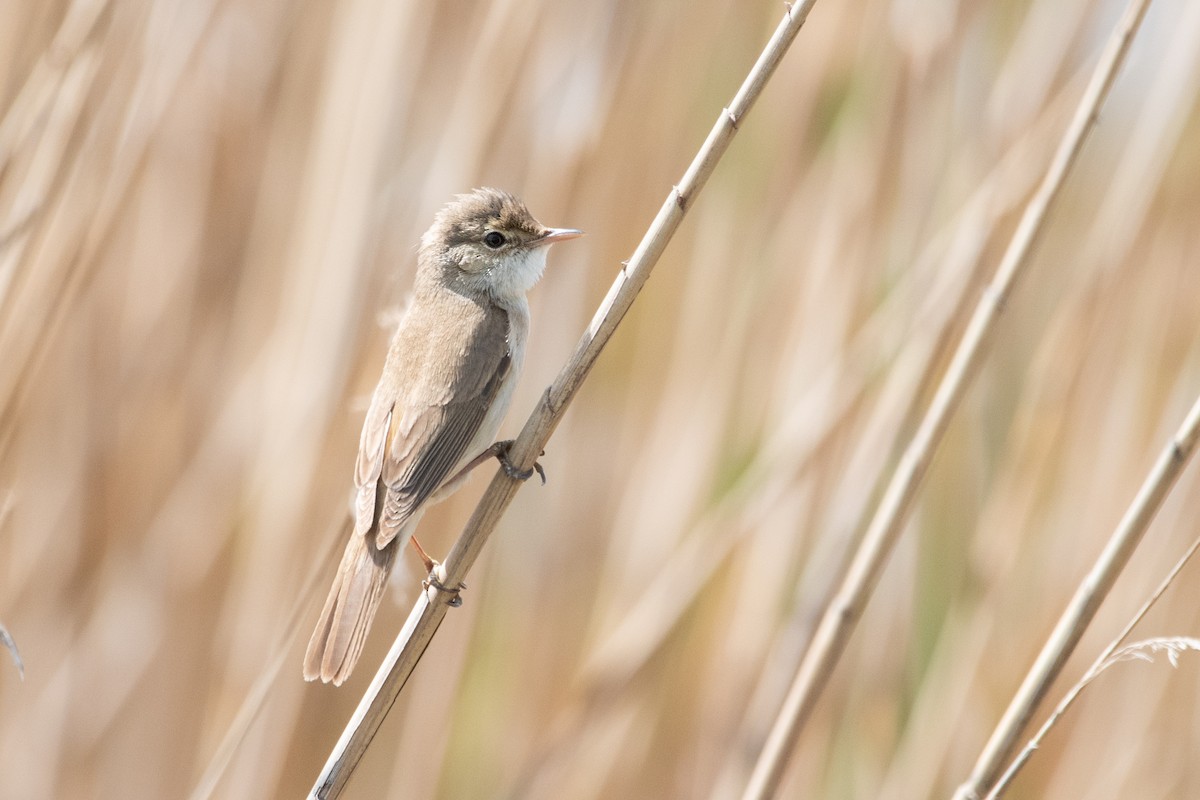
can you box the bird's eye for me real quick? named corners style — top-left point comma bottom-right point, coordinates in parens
top-left (483, 231), bottom-right (506, 249)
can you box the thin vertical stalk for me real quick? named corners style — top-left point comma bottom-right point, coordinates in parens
top-left (965, 386), bottom-right (1200, 800)
top-left (741, 0), bottom-right (1156, 796)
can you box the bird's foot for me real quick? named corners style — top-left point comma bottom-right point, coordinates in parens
top-left (493, 440), bottom-right (546, 484)
top-left (422, 566), bottom-right (467, 608)
top-left (410, 537), bottom-right (466, 607)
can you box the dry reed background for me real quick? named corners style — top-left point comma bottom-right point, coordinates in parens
top-left (2, 0), bottom-right (1200, 798)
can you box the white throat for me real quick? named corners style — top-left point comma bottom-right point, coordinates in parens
top-left (487, 246), bottom-right (549, 301)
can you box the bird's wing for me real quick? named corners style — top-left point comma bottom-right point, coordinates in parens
top-left (352, 387), bottom-right (394, 539)
top-left (355, 303), bottom-right (512, 549)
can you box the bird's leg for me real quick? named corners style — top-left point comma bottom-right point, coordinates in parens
top-left (443, 440), bottom-right (547, 486)
top-left (491, 440), bottom-right (547, 484)
top-left (408, 535), bottom-right (436, 574)
top-left (404, 439), bottom-right (547, 608)
top-left (442, 445), bottom-right (501, 485)
top-left (409, 536), bottom-right (466, 607)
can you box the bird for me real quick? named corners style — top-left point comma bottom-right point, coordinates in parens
top-left (304, 187), bottom-right (582, 685)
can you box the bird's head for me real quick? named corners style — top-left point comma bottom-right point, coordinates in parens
top-left (419, 187), bottom-right (583, 300)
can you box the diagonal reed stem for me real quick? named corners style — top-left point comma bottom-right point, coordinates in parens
top-left (308, 2), bottom-right (822, 796)
top-left (981, 389), bottom-right (1200, 799)
top-left (740, 0), bottom-right (1156, 797)
top-left (966, 384), bottom-right (1200, 800)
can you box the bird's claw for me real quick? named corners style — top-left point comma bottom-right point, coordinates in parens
top-left (422, 564), bottom-right (467, 608)
top-left (494, 440), bottom-right (547, 485)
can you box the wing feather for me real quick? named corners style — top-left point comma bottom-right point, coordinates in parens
top-left (353, 393), bottom-right (394, 536)
top-left (359, 296), bottom-right (512, 549)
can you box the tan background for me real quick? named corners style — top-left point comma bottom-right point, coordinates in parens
top-left (3, 0), bottom-right (1200, 797)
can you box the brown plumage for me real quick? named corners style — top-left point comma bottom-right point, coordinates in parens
top-left (304, 188), bottom-right (581, 685)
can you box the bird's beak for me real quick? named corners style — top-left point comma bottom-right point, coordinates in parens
top-left (541, 227), bottom-right (585, 244)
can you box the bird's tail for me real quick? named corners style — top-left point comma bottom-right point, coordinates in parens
top-left (304, 527), bottom-right (398, 685)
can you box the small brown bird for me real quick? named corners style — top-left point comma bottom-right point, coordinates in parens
top-left (304, 188), bottom-right (582, 685)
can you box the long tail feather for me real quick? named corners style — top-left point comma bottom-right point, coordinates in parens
top-left (303, 530), bottom-right (398, 685)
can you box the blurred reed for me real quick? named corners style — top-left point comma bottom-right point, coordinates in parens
top-left (2, 0), bottom-right (1200, 799)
